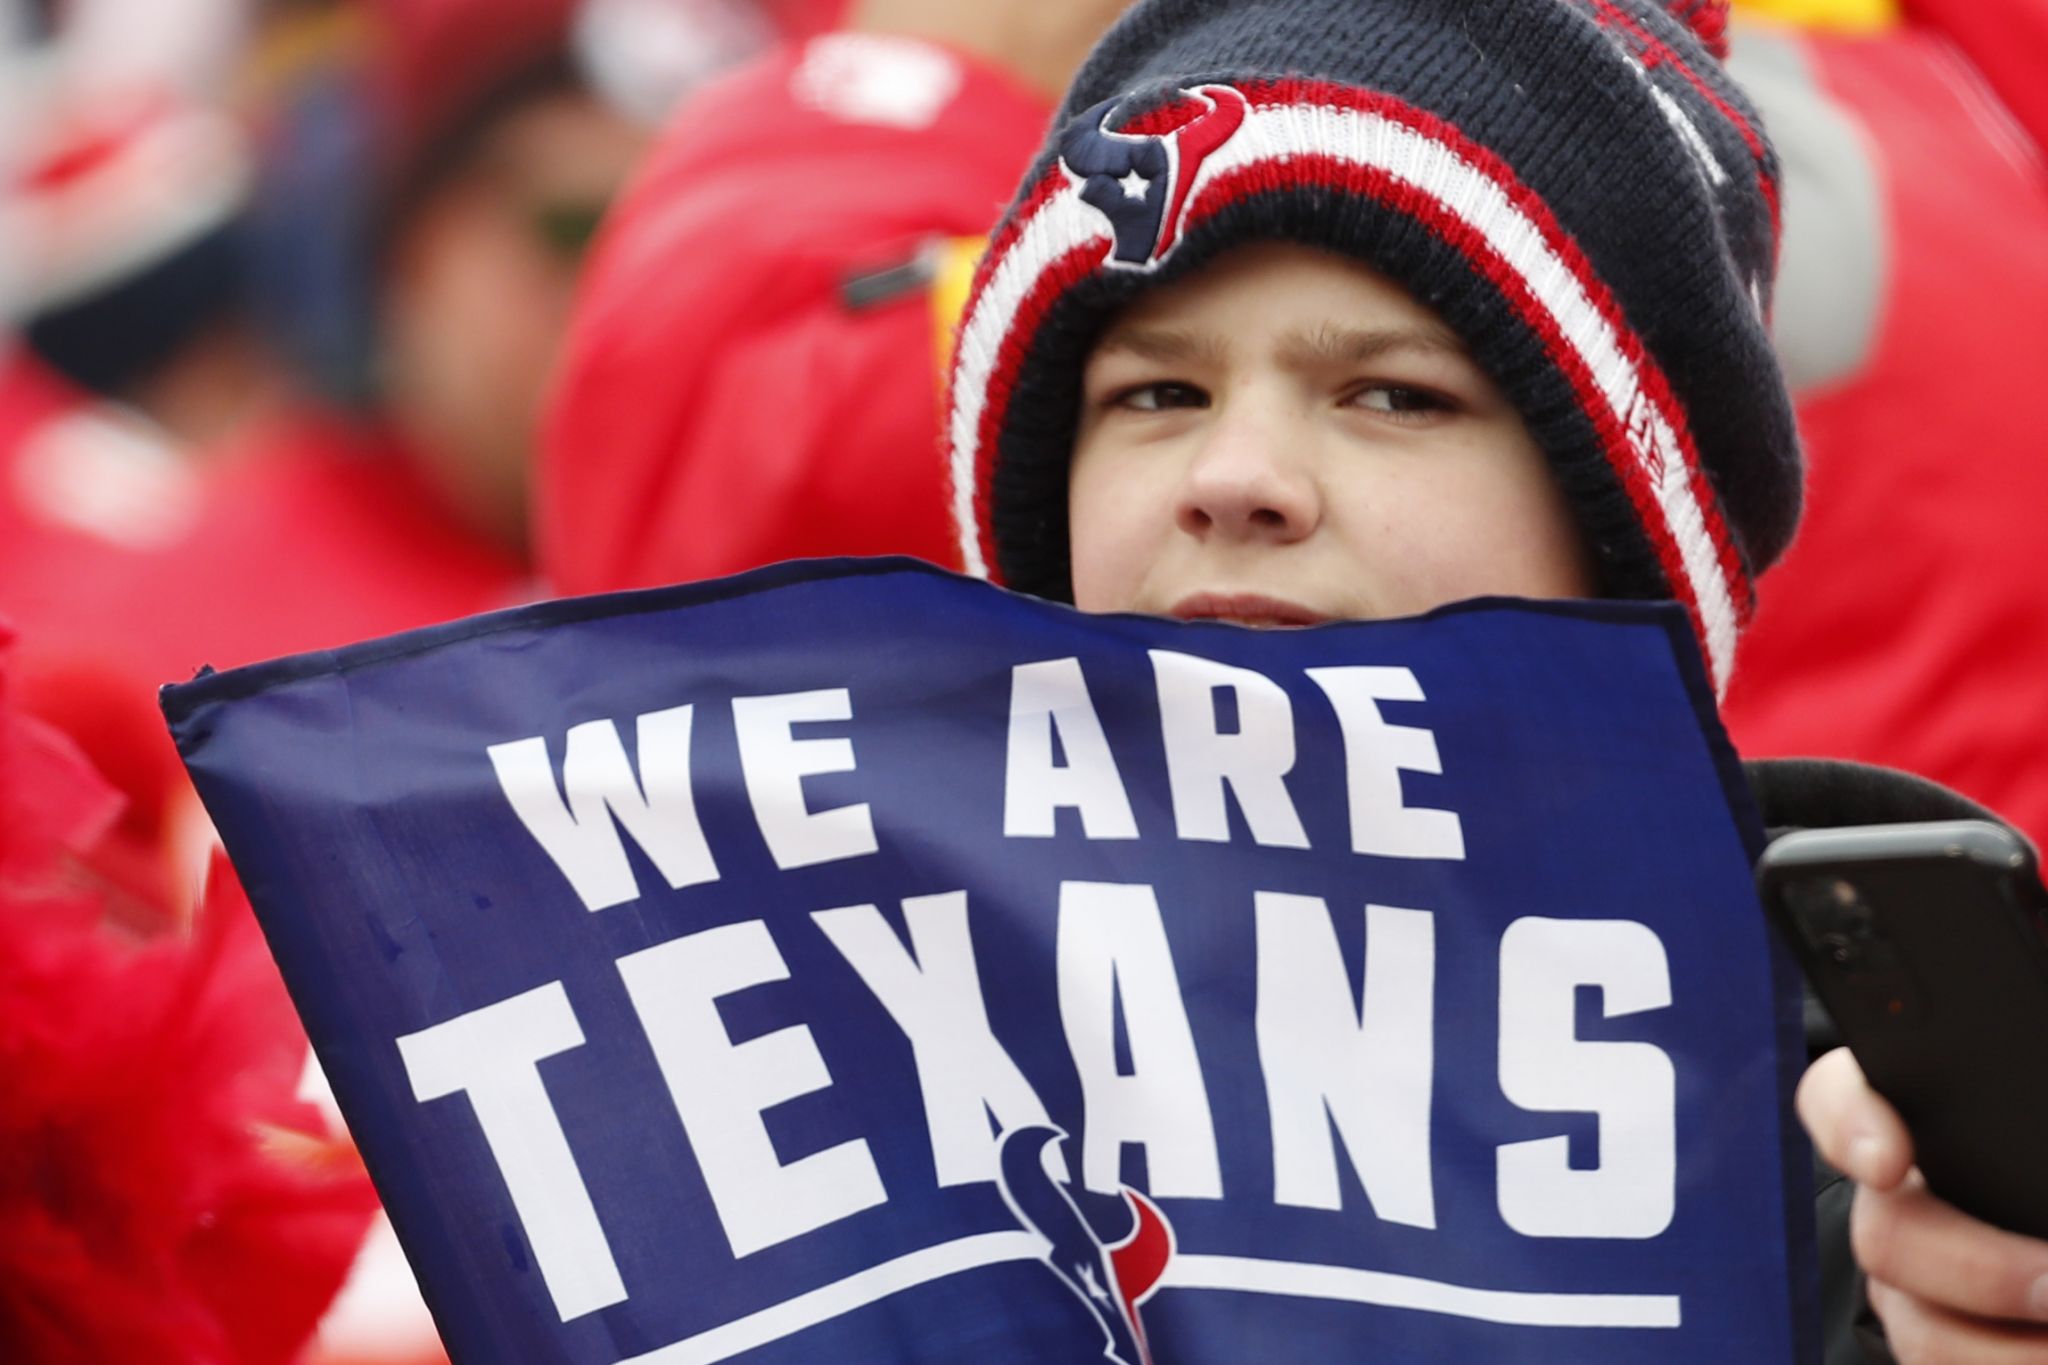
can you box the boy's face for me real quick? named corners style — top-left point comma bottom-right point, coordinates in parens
top-left (1067, 243), bottom-right (1594, 625)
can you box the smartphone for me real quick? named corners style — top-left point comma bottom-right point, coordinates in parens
top-left (1757, 819), bottom-right (2048, 1240)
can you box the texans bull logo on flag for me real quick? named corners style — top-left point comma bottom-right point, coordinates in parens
top-left (165, 559), bottom-right (1817, 1363)
top-left (997, 1126), bottom-right (1173, 1365)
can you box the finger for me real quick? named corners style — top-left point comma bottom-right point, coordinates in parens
top-left (1796, 1047), bottom-right (1913, 1189)
top-left (1854, 1178), bottom-right (2048, 1325)
top-left (1867, 1278), bottom-right (2048, 1364)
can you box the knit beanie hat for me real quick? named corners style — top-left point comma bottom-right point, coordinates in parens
top-left (945, 0), bottom-right (1797, 692)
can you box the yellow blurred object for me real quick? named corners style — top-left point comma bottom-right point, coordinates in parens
top-left (254, 1120), bottom-right (371, 1177)
top-left (237, 4), bottom-right (371, 107)
top-left (1732, 0), bottom-right (1901, 32)
top-left (930, 235), bottom-right (987, 376)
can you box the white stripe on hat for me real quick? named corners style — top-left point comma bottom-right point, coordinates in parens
top-left (950, 92), bottom-right (1741, 690)
top-left (947, 178), bottom-right (1103, 582)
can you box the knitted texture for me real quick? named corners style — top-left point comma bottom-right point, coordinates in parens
top-left (944, 0), bottom-right (1797, 691)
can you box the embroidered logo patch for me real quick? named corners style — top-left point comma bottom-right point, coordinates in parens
top-left (1057, 84), bottom-right (1248, 270)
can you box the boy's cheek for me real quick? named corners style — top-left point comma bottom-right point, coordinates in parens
top-left (1067, 462), bottom-right (1162, 614)
top-left (1068, 521), bottom-right (1149, 614)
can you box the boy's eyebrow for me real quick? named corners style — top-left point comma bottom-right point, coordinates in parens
top-left (1277, 322), bottom-right (1470, 368)
top-left (1089, 326), bottom-right (1233, 368)
top-left (1091, 321), bottom-right (1473, 370)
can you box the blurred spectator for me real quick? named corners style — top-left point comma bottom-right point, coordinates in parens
top-left (0, 28), bottom-right (304, 918)
top-left (6, 90), bottom-right (286, 444)
top-left (1720, 0), bottom-right (2048, 842)
top-left (369, 0), bottom-right (657, 558)
top-left (1, 0), bottom-right (266, 404)
top-left (1, 3), bottom-right (769, 1359)
top-left (539, 0), bottom-right (1130, 594)
top-left (0, 0), bottom-right (775, 917)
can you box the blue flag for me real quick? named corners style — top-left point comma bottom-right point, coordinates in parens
top-left (164, 557), bottom-right (1816, 1364)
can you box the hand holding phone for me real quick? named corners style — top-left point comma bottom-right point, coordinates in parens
top-left (1758, 819), bottom-right (2048, 1240)
top-left (1798, 1047), bottom-right (2048, 1358)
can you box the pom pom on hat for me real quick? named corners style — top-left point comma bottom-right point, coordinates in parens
top-left (1666, 0), bottom-right (1733, 57)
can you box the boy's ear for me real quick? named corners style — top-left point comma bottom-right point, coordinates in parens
top-left (1663, 0), bottom-right (1732, 58)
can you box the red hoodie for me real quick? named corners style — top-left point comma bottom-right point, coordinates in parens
top-left (1719, 2), bottom-right (2048, 842)
top-left (539, 32), bottom-right (1051, 594)
top-left (0, 365), bottom-right (526, 915)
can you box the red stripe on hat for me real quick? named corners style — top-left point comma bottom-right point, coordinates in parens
top-left (1121, 97), bottom-right (1207, 138)
top-left (951, 167), bottom-right (1077, 495)
top-left (1688, 444), bottom-right (1755, 624)
top-left (950, 165), bottom-right (1076, 541)
top-left (991, 167), bottom-right (1071, 265)
top-left (1667, 0), bottom-right (1733, 59)
top-left (962, 166), bottom-right (1071, 327)
top-left (968, 237), bottom-right (1108, 584)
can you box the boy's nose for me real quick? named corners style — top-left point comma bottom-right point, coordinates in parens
top-left (1174, 402), bottom-right (1321, 544)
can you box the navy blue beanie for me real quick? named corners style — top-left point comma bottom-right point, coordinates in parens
top-left (945, 0), bottom-right (1797, 692)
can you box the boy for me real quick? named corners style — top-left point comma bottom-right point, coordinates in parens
top-left (942, 0), bottom-right (2048, 1358)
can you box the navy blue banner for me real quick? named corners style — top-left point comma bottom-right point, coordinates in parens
top-left (165, 558), bottom-right (1814, 1364)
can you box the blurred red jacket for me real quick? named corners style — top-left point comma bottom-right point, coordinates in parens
top-left (0, 362), bottom-right (525, 914)
top-left (538, 32), bottom-right (1050, 594)
top-left (1719, 0), bottom-right (2048, 843)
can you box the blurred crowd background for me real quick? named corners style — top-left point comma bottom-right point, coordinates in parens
top-left (0, 0), bottom-right (2042, 1361)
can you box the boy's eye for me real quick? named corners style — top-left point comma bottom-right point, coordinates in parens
top-left (1350, 384), bottom-right (1451, 417)
top-left (1115, 382), bottom-right (1210, 412)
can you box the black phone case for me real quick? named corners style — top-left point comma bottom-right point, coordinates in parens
top-left (1760, 825), bottom-right (2048, 1241)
